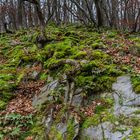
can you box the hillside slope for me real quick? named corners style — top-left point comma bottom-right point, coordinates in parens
top-left (0, 25), bottom-right (140, 139)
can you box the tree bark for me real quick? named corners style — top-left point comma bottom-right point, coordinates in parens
top-left (94, 0), bottom-right (103, 27)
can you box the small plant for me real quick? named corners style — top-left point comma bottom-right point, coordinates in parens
top-left (0, 100), bottom-right (7, 110)
top-left (0, 113), bottom-right (34, 139)
top-left (131, 75), bottom-right (140, 94)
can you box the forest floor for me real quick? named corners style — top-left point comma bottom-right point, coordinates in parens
top-left (0, 25), bottom-right (140, 139)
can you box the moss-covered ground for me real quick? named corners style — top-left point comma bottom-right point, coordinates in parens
top-left (0, 25), bottom-right (140, 139)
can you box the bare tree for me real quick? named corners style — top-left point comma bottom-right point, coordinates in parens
top-left (0, 0), bottom-right (140, 32)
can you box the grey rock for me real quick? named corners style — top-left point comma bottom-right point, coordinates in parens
top-left (81, 60), bottom-right (89, 64)
top-left (56, 115), bottom-right (80, 140)
top-left (71, 94), bottom-right (83, 107)
top-left (32, 80), bottom-right (59, 107)
top-left (33, 74), bottom-right (140, 140)
top-left (82, 122), bottom-right (131, 140)
top-left (112, 76), bottom-right (140, 116)
top-left (57, 123), bottom-right (67, 136)
top-left (45, 108), bottom-right (54, 134)
top-left (81, 76), bottom-right (140, 140)
top-left (31, 71), bottom-right (40, 79)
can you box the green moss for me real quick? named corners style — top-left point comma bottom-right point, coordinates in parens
top-left (40, 73), bottom-right (48, 80)
top-left (117, 115), bottom-right (140, 127)
top-left (120, 65), bottom-right (132, 73)
top-left (29, 113), bottom-right (46, 140)
top-left (134, 110), bottom-right (140, 115)
top-left (81, 60), bottom-right (104, 73)
top-left (44, 58), bottom-right (64, 70)
top-left (82, 110), bottom-right (117, 129)
top-left (104, 98), bottom-right (114, 106)
top-left (34, 50), bottom-right (49, 62)
top-left (45, 25), bottom-right (64, 41)
top-left (49, 126), bottom-right (63, 140)
top-left (22, 55), bottom-right (34, 63)
top-left (82, 115), bottom-right (100, 128)
top-left (0, 80), bottom-right (16, 91)
top-left (72, 51), bottom-right (87, 59)
top-left (91, 42), bottom-right (104, 49)
top-left (106, 65), bottom-right (123, 76)
top-left (67, 119), bottom-right (75, 140)
top-left (127, 127), bottom-right (140, 140)
top-left (54, 51), bottom-right (66, 59)
top-left (75, 76), bottom-right (94, 90)
top-left (131, 75), bottom-right (140, 94)
top-left (130, 37), bottom-right (140, 43)
top-left (76, 58), bottom-right (121, 93)
top-left (0, 74), bottom-right (16, 91)
top-left (91, 50), bottom-right (109, 60)
top-left (95, 105), bottom-right (106, 114)
top-left (16, 71), bottom-right (25, 85)
top-left (0, 113), bottom-right (35, 140)
top-left (81, 32), bottom-right (100, 45)
top-left (134, 85), bottom-right (140, 94)
top-left (55, 107), bottom-right (66, 124)
top-left (0, 74), bottom-right (14, 81)
top-left (44, 39), bottom-right (78, 59)
top-left (0, 100), bottom-right (7, 110)
top-left (1, 92), bottom-right (15, 102)
top-left (96, 76), bottom-right (115, 92)
top-left (107, 31), bottom-right (118, 38)
top-left (0, 92), bottom-right (14, 111)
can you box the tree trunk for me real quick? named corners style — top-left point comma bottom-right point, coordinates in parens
top-left (94, 0), bottom-right (103, 27)
top-left (17, 0), bottom-right (23, 28)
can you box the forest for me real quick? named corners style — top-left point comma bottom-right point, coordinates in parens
top-left (0, 0), bottom-right (140, 31)
top-left (0, 0), bottom-right (140, 140)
